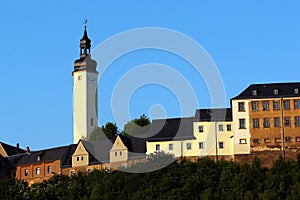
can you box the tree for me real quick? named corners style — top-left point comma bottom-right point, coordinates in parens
top-left (88, 122), bottom-right (118, 141)
top-left (123, 114), bottom-right (150, 136)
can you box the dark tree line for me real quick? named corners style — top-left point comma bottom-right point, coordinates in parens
top-left (2, 154), bottom-right (300, 199)
top-left (89, 114), bottom-right (150, 141)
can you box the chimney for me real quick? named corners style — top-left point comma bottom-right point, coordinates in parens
top-left (16, 143), bottom-right (19, 149)
top-left (26, 146), bottom-right (30, 154)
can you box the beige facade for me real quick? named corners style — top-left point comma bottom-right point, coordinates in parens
top-left (146, 121), bottom-right (234, 159)
top-left (231, 99), bottom-right (251, 154)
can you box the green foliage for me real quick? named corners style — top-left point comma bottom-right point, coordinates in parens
top-left (3, 157), bottom-right (300, 199)
top-left (89, 122), bottom-right (118, 141)
top-left (123, 114), bottom-right (150, 136)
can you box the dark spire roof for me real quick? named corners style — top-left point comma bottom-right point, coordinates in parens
top-left (80, 25), bottom-right (91, 43)
top-left (73, 24), bottom-right (97, 74)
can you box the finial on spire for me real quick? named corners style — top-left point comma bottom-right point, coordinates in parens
top-left (84, 18), bottom-right (88, 29)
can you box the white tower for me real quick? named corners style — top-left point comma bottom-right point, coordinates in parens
top-left (72, 24), bottom-right (98, 143)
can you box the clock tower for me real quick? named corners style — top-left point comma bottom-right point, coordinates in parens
top-left (72, 24), bottom-right (98, 143)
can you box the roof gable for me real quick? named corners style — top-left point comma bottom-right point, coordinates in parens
top-left (110, 136), bottom-right (128, 151)
top-left (0, 142), bottom-right (26, 157)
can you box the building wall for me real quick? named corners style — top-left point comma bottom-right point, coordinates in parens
top-left (146, 121), bottom-right (234, 158)
top-left (73, 71), bottom-right (98, 143)
top-left (249, 97), bottom-right (300, 150)
top-left (0, 144), bottom-right (8, 157)
top-left (16, 160), bottom-right (61, 185)
top-left (232, 99), bottom-right (251, 154)
top-left (62, 164), bottom-right (104, 176)
top-left (194, 121), bottom-right (234, 157)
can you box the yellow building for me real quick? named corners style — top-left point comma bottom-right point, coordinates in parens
top-left (146, 109), bottom-right (234, 161)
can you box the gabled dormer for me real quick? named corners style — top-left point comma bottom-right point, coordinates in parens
top-left (71, 140), bottom-right (89, 167)
top-left (110, 136), bottom-right (128, 163)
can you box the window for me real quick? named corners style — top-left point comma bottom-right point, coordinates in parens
top-left (87, 169), bottom-right (92, 173)
top-left (274, 89), bottom-right (279, 95)
top-left (199, 142), bottom-right (204, 149)
top-left (78, 76), bottom-right (82, 80)
top-left (296, 137), bottom-right (300, 142)
top-left (155, 144), bottom-right (160, 151)
top-left (295, 117), bottom-right (300, 126)
top-left (238, 102), bottom-right (245, 111)
top-left (70, 170), bottom-right (75, 176)
top-left (218, 124), bottom-right (224, 131)
top-left (186, 143), bottom-right (192, 150)
top-left (275, 138), bottom-right (281, 143)
top-left (274, 117), bottom-right (280, 127)
top-left (120, 151), bottom-right (122, 156)
top-left (169, 144), bottom-right (173, 151)
top-left (91, 118), bottom-right (94, 126)
top-left (284, 100), bottom-right (290, 110)
top-left (37, 156), bottom-right (40, 161)
top-left (273, 101), bottom-right (280, 110)
top-left (253, 118), bottom-right (259, 128)
top-left (285, 137), bottom-right (292, 142)
top-left (36, 168), bottom-right (40, 175)
top-left (263, 118), bottom-right (270, 128)
top-left (77, 157), bottom-right (79, 161)
top-left (81, 156), bottom-right (84, 161)
top-left (285, 117), bottom-right (291, 126)
top-left (295, 88), bottom-right (299, 94)
top-left (115, 152), bottom-right (117, 156)
top-left (198, 126), bottom-right (204, 133)
top-left (25, 169), bottom-right (28, 176)
top-left (219, 142), bottom-right (224, 149)
top-left (252, 101), bottom-right (258, 111)
top-left (47, 166), bottom-right (51, 173)
top-left (239, 119), bottom-right (246, 129)
top-left (294, 99), bottom-right (300, 109)
top-left (239, 139), bottom-right (247, 144)
top-left (226, 124), bottom-right (232, 131)
top-left (252, 89), bottom-right (257, 96)
top-left (263, 101), bottom-right (269, 110)
top-left (264, 138), bottom-right (271, 143)
top-left (253, 138), bottom-right (259, 144)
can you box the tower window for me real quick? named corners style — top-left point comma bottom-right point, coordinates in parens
top-left (91, 118), bottom-right (94, 126)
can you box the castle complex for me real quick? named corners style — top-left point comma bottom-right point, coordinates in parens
top-left (1, 26), bottom-right (300, 184)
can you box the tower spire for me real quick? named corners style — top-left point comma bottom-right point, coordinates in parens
top-left (73, 21), bottom-right (97, 73)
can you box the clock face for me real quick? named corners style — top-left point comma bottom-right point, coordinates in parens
top-left (88, 74), bottom-right (97, 84)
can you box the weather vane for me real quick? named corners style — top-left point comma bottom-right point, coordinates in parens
top-left (84, 18), bottom-right (88, 28)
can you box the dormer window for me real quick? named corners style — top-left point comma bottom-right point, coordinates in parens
top-left (252, 89), bottom-right (257, 96)
top-left (273, 89), bottom-right (279, 95)
top-left (37, 156), bottom-right (40, 161)
top-left (295, 88), bottom-right (299, 94)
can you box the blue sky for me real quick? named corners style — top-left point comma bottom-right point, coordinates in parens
top-left (0, 1), bottom-right (300, 150)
